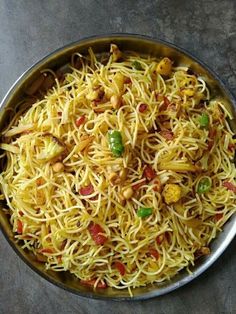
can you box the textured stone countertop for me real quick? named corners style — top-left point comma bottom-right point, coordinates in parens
top-left (0, 1), bottom-right (236, 313)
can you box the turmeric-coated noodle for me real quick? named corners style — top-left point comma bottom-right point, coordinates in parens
top-left (1, 44), bottom-right (236, 295)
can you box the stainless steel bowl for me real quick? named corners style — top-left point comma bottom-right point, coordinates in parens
top-left (0, 34), bottom-right (236, 300)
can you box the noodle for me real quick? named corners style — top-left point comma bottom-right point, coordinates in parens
top-left (0, 45), bottom-right (236, 294)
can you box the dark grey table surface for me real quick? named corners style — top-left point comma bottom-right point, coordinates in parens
top-left (0, 1), bottom-right (236, 313)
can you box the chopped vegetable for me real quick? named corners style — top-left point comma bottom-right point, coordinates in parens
top-left (39, 248), bottom-right (54, 254)
top-left (159, 161), bottom-right (198, 172)
top-left (163, 96), bottom-right (170, 108)
top-left (0, 143), bottom-right (20, 154)
top-left (114, 261), bottom-right (126, 275)
top-left (3, 124), bottom-right (34, 137)
top-left (81, 279), bottom-right (107, 289)
top-left (108, 172), bottom-right (120, 186)
top-left (182, 218), bottom-right (202, 228)
top-left (132, 61), bottom-right (143, 70)
top-left (77, 136), bottom-right (94, 152)
top-left (228, 144), bottom-right (235, 152)
top-left (197, 177), bottom-right (211, 194)
top-left (75, 115), bottom-right (86, 127)
top-left (137, 207), bottom-right (153, 218)
top-left (108, 130), bottom-right (124, 157)
top-left (110, 95), bottom-right (122, 109)
top-left (37, 134), bottom-right (65, 161)
top-left (215, 213), bottom-right (223, 221)
top-left (110, 44), bottom-right (122, 62)
top-left (159, 130), bottom-right (174, 140)
top-left (17, 220), bottom-right (23, 234)
top-left (149, 248), bottom-right (159, 260)
top-left (143, 165), bottom-right (156, 181)
top-left (159, 96), bottom-right (170, 111)
top-left (163, 184), bottom-right (182, 205)
top-left (207, 128), bottom-right (216, 150)
top-left (132, 179), bottom-right (147, 190)
top-left (80, 184), bottom-right (94, 196)
top-left (153, 179), bottom-right (161, 192)
top-left (200, 247), bottom-right (210, 255)
top-left (199, 113), bottom-right (209, 128)
top-left (156, 57), bottom-right (172, 76)
top-left (223, 181), bottom-right (236, 193)
top-left (139, 103), bottom-right (147, 113)
top-left (88, 222), bottom-right (107, 245)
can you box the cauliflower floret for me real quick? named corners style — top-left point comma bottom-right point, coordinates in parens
top-left (163, 183), bottom-right (182, 205)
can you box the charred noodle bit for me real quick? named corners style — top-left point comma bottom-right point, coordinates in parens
top-left (0, 44), bottom-right (236, 296)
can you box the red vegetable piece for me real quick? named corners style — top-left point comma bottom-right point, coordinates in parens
top-left (39, 248), bottom-right (53, 254)
top-left (80, 184), bottom-right (94, 196)
top-left (132, 179), bottom-right (147, 191)
top-left (139, 103), bottom-right (147, 113)
top-left (215, 213), bottom-right (223, 221)
top-left (223, 181), bottom-right (236, 193)
top-left (114, 261), bottom-right (126, 276)
top-left (228, 144), bottom-right (235, 152)
top-left (207, 128), bottom-right (216, 150)
top-left (76, 115), bottom-right (86, 127)
top-left (153, 179), bottom-right (161, 192)
top-left (143, 165), bottom-right (156, 181)
top-left (149, 248), bottom-right (159, 260)
top-left (163, 96), bottom-right (170, 108)
top-left (88, 223), bottom-right (107, 245)
top-left (81, 279), bottom-right (107, 289)
top-left (17, 220), bottom-right (23, 234)
top-left (159, 130), bottom-right (174, 140)
top-left (124, 77), bottom-right (131, 84)
top-left (156, 234), bottom-right (164, 245)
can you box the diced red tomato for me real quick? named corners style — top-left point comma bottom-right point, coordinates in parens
top-left (153, 179), bottom-right (161, 192)
top-left (143, 165), bottom-right (156, 181)
top-left (223, 181), bottom-right (236, 193)
top-left (88, 223), bottom-right (107, 245)
top-left (80, 184), bottom-right (94, 196)
top-left (75, 115), bottom-right (86, 127)
top-left (39, 248), bottom-right (54, 254)
top-left (139, 103), bottom-right (147, 113)
top-left (132, 179), bottom-right (147, 191)
top-left (159, 130), bottom-right (174, 140)
top-left (149, 248), bottom-right (159, 260)
top-left (80, 279), bottom-right (107, 289)
top-left (17, 220), bottom-right (23, 234)
top-left (156, 234), bottom-right (164, 245)
top-left (215, 213), bottom-right (223, 221)
top-left (228, 144), bottom-right (235, 152)
top-left (114, 261), bottom-right (126, 276)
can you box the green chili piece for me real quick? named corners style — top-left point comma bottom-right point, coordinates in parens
top-left (199, 113), bottom-right (209, 128)
top-left (137, 207), bottom-right (153, 218)
top-left (108, 130), bottom-right (124, 157)
top-left (132, 61), bottom-right (143, 71)
top-left (197, 177), bottom-right (211, 194)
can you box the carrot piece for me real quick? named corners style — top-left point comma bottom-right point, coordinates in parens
top-left (114, 261), bottom-right (126, 276)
